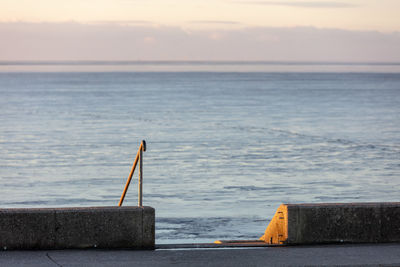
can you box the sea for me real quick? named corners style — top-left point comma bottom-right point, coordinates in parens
top-left (1, 61), bottom-right (399, 243)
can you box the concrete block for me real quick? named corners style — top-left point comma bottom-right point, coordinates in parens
top-left (0, 208), bottom-right (55, 249)
top-left (0, 206), bottom-right (155, 250)
top-left (142, 206), bottom-right (155, 249)
top-left (55, 207), bottom-right (144, 249)
top-left (380, 203), bottom-right (400, 242)
top-left (261, 202), bottom-right (400, 245)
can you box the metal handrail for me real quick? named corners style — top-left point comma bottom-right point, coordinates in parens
top-left (118, 140), bottom-right (146, 207)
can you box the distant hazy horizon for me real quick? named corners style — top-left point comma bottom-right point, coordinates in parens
top-left (1, 60), bottom-right (400, 73)
top-left (2, 1), bottom-right (399, 62)
top-left (1, 22), bottom-right (400, 62)
top-left (2, 60), bottom-right (400, 64)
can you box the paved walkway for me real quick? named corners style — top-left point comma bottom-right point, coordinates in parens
top-left (1, 243), bottom-right (400, 266)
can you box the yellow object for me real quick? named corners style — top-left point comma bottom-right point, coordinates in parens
top-left (259, 204), bottom-right (288, 244)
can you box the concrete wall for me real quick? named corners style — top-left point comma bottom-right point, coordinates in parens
top-left (0, 206), bottom-right (155, 250)
top-left (261, 202), bottom-right (400, 245)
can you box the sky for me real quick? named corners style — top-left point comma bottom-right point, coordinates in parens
top-left (1, 0), bottom-right (399, 61)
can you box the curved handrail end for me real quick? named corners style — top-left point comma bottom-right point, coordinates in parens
top-left (142, 140), bottom-right (146, 151)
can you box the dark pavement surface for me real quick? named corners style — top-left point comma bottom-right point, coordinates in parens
top-left (1, 243), bottom-right (400, 266)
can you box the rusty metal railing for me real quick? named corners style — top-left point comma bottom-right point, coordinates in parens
top-left (118, 140), bottom-right (146, 207)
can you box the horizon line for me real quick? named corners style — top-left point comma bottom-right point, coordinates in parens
top-left (1, 60), bottom-right (400, 66)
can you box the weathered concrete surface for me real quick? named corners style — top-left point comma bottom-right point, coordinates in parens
top-left (1, 243), bottom-right (400, 267)
top-left (0, 206), bottom-right (155, 250)
top-left (0, 209), bottom-right (56, 249)
top-left (261, 202), bottom-right (400, 245)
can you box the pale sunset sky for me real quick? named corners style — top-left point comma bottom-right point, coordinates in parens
top-left (1, 0), bottom-right (399, 61)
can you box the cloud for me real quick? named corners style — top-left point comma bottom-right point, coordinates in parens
top-left (89, 20), bottom-right (153, 25)
top-left (143, 36), bottom-right (156, 44)
top-left (0, 22), bottom-right (399, 62)
top-left (233, 1), bottom-right (358, 8)
top-left (189, 21), bottom-right (241, 25)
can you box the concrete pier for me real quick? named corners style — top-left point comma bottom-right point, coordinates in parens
top-left (260, 202), bottom-right (400, 245)
top-left (1, 243), bottom-right (400, 266)
top-left (0, 206), bottom-right (155, 250)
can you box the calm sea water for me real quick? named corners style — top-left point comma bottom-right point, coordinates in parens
top-left (1, 62), bottom-right (400, 243)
